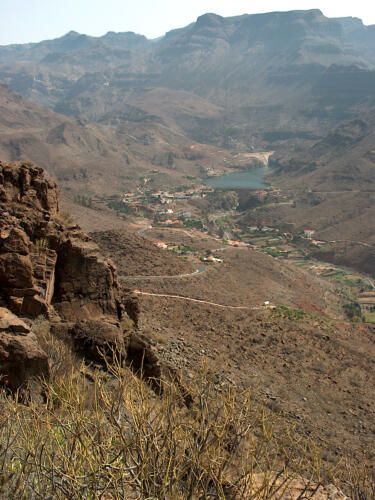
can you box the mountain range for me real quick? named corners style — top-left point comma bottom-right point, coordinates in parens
top-left (1, 9), bottom-right (375, 245)
top-left (1, 11), bottom-right (375, 491)
top-left (2, 9), bottom-right (375, 146)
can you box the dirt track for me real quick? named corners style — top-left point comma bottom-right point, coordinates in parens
top-left (133, 289), bottom-right (271, 310)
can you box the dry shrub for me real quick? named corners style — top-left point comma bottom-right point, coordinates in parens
top-left (34, 237), bottom-right (49, 255)
top-left (55, 210), bottom-right (75, 225)
top-left (340, 461), bottom-right (375, 500)
top-left (0, 331), bottom-right (355, 499)
top-left (32, 317), bottom-right (81, 380)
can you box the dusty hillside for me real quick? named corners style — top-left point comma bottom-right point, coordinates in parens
top-left (0, 84), bottom-right (148, 194)
top-left (235, 109), bottom-right (375, 273)
top-left (1, 161), bottom-right (374, 498)
top-left (271, 110), bottom-right (375, 191)
top-left (91, 226), bottom-right (375, 468)
top-left (80, 221), bottom-right (375, 468)
top-left (0, 84), bottom-right (244, 198)
top-left (91, 230), bottom-right (196, 277)
top-left (138, 294), bottom-right (375, 467)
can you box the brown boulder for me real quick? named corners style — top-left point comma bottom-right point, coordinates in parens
top-left (0, 308), bottom-right (49, 398)
top-left (0, 252), bottom-right (34, 289)
top-left (21, 295), bottom-right (49, 317)
top-left (0, 307), bottom-right (30, 333)
top-left (53, 238), bottom-right (119, 320)
top-left (51, 320), bottom-right (127, 367)
top-left (7, 296), bottom-right (24, 315)
top-left (0, 162), bottom-right (59, 213)
top-left (0, 226), bottom-right (30, 255)
top-left (123, 290), bottom-right (140, 327)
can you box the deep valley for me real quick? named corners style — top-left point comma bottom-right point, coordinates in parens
top-left (1, 8), bottom-right (375, 499)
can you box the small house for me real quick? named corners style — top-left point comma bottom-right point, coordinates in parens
top-left (153, 241), bottom-right (168, 250)
top-left (304, 229), bottom-right (315, 238)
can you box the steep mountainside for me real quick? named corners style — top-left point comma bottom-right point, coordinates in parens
top-left (2, 10), bottom-right (375, 147)
top-left (0, 84), bottom-right (145, 193)
top-left (0, 84), bottom-right (212, 195)
top-left (238, 110), bottom-right (375, 274)
top-left (272, 109), bottom-right (375, 191)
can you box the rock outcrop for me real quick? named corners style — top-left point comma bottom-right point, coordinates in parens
top-left (0, 160), bottom-right (180, 400)
top-left (0, 160), bottom-right (121, 321)
top-left (51, 319), bottom-right (128, 368)
top-left (0, 307), bottom-right (49, 398)
top-left (0, 161), bottom-right (128, 393)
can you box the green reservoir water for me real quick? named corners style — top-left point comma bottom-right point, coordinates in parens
top-left (204, 167), bottom-right (269, 189)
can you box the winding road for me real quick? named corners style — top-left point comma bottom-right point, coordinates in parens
top-left (328, 239), bottom-right (375, 249)
top-left (129, 216), bottom-right (375, 315)
top-left (118, 225), bottom-right (236, 281)
top-left (132, 290), bottom-right (270, 310)
top-left (119, 267), bottom-right (206, 281)
top-left (115, 225), bottom-right (209, 281)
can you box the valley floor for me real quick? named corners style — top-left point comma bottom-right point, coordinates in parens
top-left (61, 182), bottom-right (375, 470)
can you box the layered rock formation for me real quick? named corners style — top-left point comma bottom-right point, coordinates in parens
top-left (0, 161), bottom-right (180, 398)
top-left (0, 161), bottom-right (126, 394)
top-left (0, 160), bottom-right (120, 320)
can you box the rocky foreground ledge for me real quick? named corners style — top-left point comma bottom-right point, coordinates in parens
top-left (0, 161), bottom-right (167, 398)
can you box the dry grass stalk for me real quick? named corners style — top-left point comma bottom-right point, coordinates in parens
top-left (0, 326), bottom-right (367, 499)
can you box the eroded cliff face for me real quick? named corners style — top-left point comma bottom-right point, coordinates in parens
top-left (0, 161), bottom-right (126, 395)
top-left (0, 161), bottom-right (176, 399)
top-left (0, 160), bottom-right (120, 320)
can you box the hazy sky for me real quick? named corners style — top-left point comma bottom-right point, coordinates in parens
top-left (1, 0), bottom-right (375, 45)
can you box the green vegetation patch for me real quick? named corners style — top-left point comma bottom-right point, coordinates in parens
top-left (364, 312), bottom-right (375, 323)
top-left (265, 248), bottom-right (283, 258)
top-left (168, 245), bottom-right (197, 255)
top-left (107, 200), bottom-right (133, 214)
top-left (343, 302), bottom-right (364, 322)
top-left (183, 218), bottom-right (204, 230)
top-left (271, 305), bottom-right (308, 321)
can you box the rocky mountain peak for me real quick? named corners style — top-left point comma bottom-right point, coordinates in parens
top-left (62, 30), bottom-right (81, 38)
top-left (195, 13), bottom-right (225, 28)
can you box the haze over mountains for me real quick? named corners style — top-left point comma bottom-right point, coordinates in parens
top-left (0, 83), bottom-right (198, 194)
top-left (2, 9), bottom-right (375, 146)
top-left (1, 8), bottom-right (375, 230)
